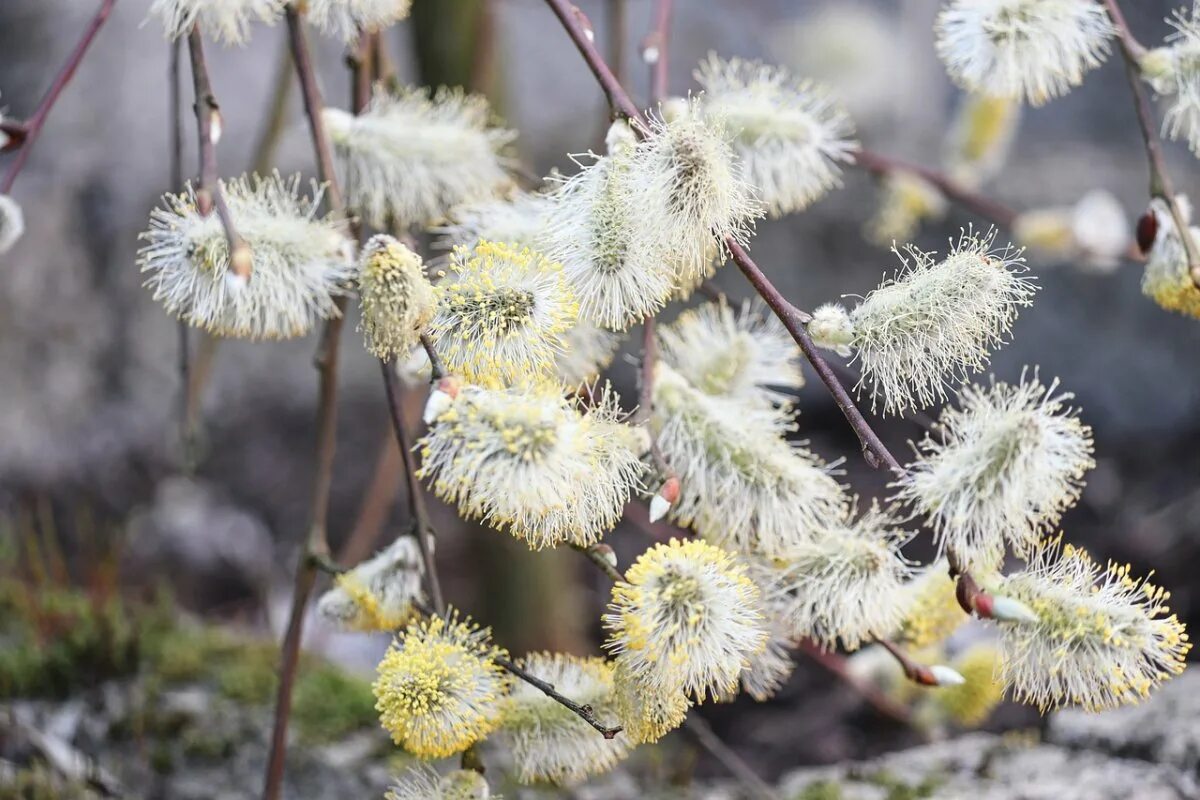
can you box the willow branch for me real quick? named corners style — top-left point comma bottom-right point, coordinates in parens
top-left (570, 542), bottom-right (624, 582)
top-left (495, 654), bottom-right (624, 738)
top-left (0, 0), bottom-right (116, 192)
top-left (420, 332), bottom-right (446, 381)
top-left (682, 716), bottom-right (782, 800)
top-left (186, 28), bottom-right (251, 281)
top-left (797, 640), bottom-right (915, 726)
top-left (262, 14), bottom-right (358, 800)
top-left (382, 359), bottom-right (446, 613)
top-left (850, 147), bottom-right (1018, 230)
top-left (169, 39), bottom-right (194, 469)
top-left (542, 0), bottom-right (988, 606)
top-left (1103, 0), bottom-right (1200, 286)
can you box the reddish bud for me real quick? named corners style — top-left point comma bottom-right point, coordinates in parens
top-left (1137, 210), bottom-right (1159, 255)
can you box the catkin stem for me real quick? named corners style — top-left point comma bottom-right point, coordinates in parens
top-left (186, 28), bottom-right (251, 281)
top-left (262, 13), bottom-right (359, 800)
top-left (1102, 0), bottom-right (1200, 287)
top-left (0, 0), bottom-right (117, 193)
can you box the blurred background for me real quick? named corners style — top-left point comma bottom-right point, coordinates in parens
top-left (1, 0), bottom-right (1198, 796)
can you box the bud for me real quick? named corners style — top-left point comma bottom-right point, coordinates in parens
top-left (592, 543), bottom-right (618, 570)
top-left (229, 241), bottom-right (253, 281)
top-left (605, 119), bottom-right (638, 156)
top-left (1137, 209), bottom-right (1159, 256)
top-left (210, 108), bottom-right (224, 146)
top-left (807, 303), bottom-right (854, 357)
top-left (987, 594), bottom-right (1040, 625)
top-left (648, 476), bottom-right (680, 523)
top-left (572, 6), bottom-right (595, 43)
top-left (642, 44), bottom-right (660, 65)
top-left (0, 194), bottom-right (26, 255)
top-left (928, 664), bottom-right (966, 687)
top-left (1138, 47), bottom-right (1177, 93)
top-left (423, 376), bottom-right (460, 425)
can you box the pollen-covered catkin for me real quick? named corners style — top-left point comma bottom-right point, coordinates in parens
top-left (500, 653), bottom-right (631, 785)
top-left (417, 382), bottom-right (644, 549)
top-left (357, 235), bottom-right (437, 360)
top-left (1142, 4), bottom-right (1200, 157)
top-left (935, 0), bottom-right (1115, 106)
top-left (894, 374), bottom-right (1094, 572)
top-left (993, 537), bottom-right (1190, 711)
top-left (373, 611), bottom-right (510, 758)
top-left (386, 764), bottom-right (493, 800)
top-left (651, 362), bottom-right (847, 556)
top-left (756, 503), bottom-right (914, 651)
top-left (895, 561), bottom-right (969, 650)
top-left (324, 86), bottom-right (515, 229)
top-left (426, 241), bottom-right (578, 386)
top-left (658, 298), bottom-right (803, 412)
top-left (138, 173), bottom-right (354, 340)
top-left (943, 93), bottom-right (1020, 188)
top-left (610, 657), bottom-right (690, 744)
top-left (149, 0), bottom-right (285, 44)
top-left (1140, 196), bottom-right (1200, 318)
top-left (693, 54), bottom-right (857, 217)
top-left (540, 138), bottom-right (679, 330)
top-left (317, 537), bottom-right (426, 632)
top-left (808, 229), bottom-right (1036, 415)
top-left (604, 538), bottom-right (767, 701)
top-left (634, 99), bottom-right (761, 291)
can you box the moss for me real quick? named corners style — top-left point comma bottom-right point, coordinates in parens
top-left (293, 663), bottom-right (378, 743)
top-left (862, 770), bottom-right (943, 800)
top-left (793, 780), bottom-right (844, 800)
top-left (214, 642), bottom-right (279, 704)
top-left (0, 763), bottom-right (95, 800)
top-left (0, 581), bottom-right (149, 698)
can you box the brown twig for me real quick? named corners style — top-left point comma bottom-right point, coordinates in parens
top-left (494, 654), bottom-right (624, 739)
top-left (0, 0), bottom-right (116, 192)
top-left (262, 14), bottom-right (358, 800)
top-left (797, 640), bottom-right (915, 726)
top-left (851, 147), bottom-right (1018, 230)
top-left (186, 28), bottom-right (251, 281)
top-left (420, 332), bottom-right (447, 381)
top-left (644, 0), bottom-right (672, 105)
top-left (169, 39), bottom-right (193, 469)
top-left (382, 359), bottom-right (446, 613)
top-left (878, 638), bottom-right (942, 687)
top-left (682, 716), bottom-right (782, 800)
top-left (1103, 0), bottom-right (1200, 286)
top-left (606, 0), bottom-right (628, 87)
top-left (570, 542), bottom-right (624, 582)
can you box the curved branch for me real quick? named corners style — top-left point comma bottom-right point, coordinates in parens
top-left (1, 0), bottom-right (117, 192)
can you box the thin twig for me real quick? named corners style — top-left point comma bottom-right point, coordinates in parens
top-left (878, 638), bottom-right (941, 687)
top-left (186, 28), bottom-right (251, 281)
top-left (262, 13), bottom-right (357, 800)
top-left (381, 359), bottom-right (446, 613)
top-left (644, 0), bottom-right (672, 106)
top-left (252, 35), bottom-right (296, 175)
top-left (797, 640), bottom-right (915, 727)
top-left (570, 542), bottom-right (624, 582)
top-left (0, 0), bottom-right (116, 192)
top-left (1103, 0), bottom-right (1200, 286)
top-left (420, 332), bottom-right (447, 381)
top-left (851, 147), bottom-right (1018, 230)
top-left (495, 654), bottom-right (624, 739)
top-left (683, 716), bottom-right (782, 800)
top-left (170, 39), bottom-right (193, 469)
top-left (606, 0), bottom-right (628, 87)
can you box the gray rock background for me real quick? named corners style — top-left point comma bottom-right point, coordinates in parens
top-left (1, 0), bottom-right (1199, 784)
